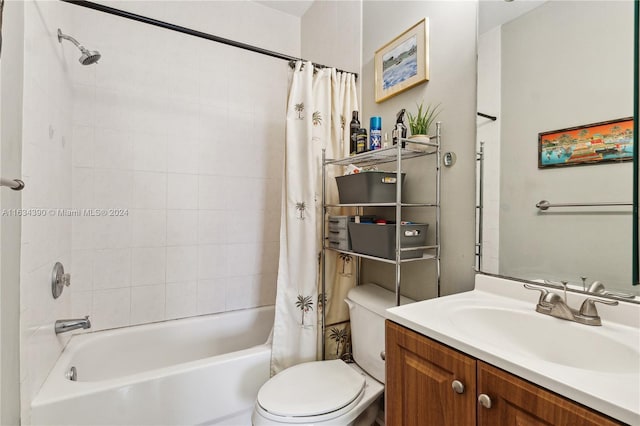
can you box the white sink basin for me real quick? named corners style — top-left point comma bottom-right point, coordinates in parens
top-left (448, 306), bottom-right (640, 374)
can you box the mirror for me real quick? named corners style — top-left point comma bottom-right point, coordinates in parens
top-left (635, 0), bottom-right (639, 287)
top-left (476, 0), bottom-right (639, 297)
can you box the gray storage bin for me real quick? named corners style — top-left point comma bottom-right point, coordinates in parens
top-left (328, 239), bottom-right (350, 251)
top-left (335, 172), bottom-right (406, 204)
top-left (327, 215), bottom-right (375, 251)
top-left (348, 222), bottom-right (428, 259)
top-left (328, 228), bottom-right (349, 240)
top-left (328, 215), bottom-right (375, 230)
top-left (328, 217), bottom-right (347, 230)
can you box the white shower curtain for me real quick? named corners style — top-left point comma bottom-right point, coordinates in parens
top-left (271, 61), bottom-right (358, 374)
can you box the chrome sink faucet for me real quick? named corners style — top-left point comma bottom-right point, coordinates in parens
top-left (55, 316), bottom-right (91, 334)
top-left (524, 284), bottom-right (618, 326)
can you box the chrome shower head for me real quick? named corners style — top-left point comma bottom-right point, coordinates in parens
top-left (57, 28), bottom-right (101, 65)
top-left (78, 47), bottom-right (101, 65)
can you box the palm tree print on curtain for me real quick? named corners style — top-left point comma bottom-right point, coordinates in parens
top-left (318, 69), bottom-right (359, 361)
top-left (317, 292), bottom-right (328, 313)
top-left (337, 253), bottom-right (353, 276)
top-left (271, 62), bottom-right (358, 374)
top-left (295, 201), bottom-right (306, 220)
top-left (325, 323), bottom-right (351, 361)
top-left (329, 327), bottom-right (348, 358)
top-left (296, 294), bottom-right (314, 327)
top-left (312, 111), bottom-right (322, 126)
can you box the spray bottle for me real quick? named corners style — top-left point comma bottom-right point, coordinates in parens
top-left (392, 108), bottom-right (408, 148)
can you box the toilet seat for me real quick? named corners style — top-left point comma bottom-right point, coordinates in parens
top-left (256, 360), bottom-right (366, 423)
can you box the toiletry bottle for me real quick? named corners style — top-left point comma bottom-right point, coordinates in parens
top-left (349, 111), bottom-right (360, 155)
top-left (370, 116), bottom-right (382, 150)
top-left (392, 109), bottom-right (408, 147)
top-left (356, 128), bottom-right (367, 153)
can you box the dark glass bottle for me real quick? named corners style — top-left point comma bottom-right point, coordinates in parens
top-left (356, 128), bottom-right (367, 153)
top-left (349, 111), bottom-right (360, 155)
top-left (392, 109), bottom-right (408, 147)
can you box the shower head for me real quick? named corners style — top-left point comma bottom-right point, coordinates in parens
top-left (78, 48), bottom-right (101, 65)
top-left (57, 29), bottom-right (101, 65)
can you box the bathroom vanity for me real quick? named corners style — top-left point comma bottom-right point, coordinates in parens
top-left (385, 321), bottom-right (620, 425)
top-left (385, 275), bottom-right (639, 425)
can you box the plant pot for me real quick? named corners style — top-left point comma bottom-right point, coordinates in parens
top-left (407, 134), bottom-right (431, 151)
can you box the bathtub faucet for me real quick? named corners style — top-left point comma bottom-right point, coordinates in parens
top-left (55, 316), bottom-right (91, 334)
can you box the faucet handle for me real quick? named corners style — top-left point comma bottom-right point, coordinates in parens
top-left (580, 276), bottom-right (588, 291)
top-left (587, 280), bottom-right (605, 294)
top-left (560, 280), bottom-right (569, 303)
top-left (586, 281), bottom-right (636, 299)
top-left (524, 284), bottom-right (551, 306)
top-left (579, 297), bottom-right (619, 317)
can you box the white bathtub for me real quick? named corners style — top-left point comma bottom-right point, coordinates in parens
top-left (31, 306), bottom-right (274, 425)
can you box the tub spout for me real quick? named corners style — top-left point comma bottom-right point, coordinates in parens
top-left (55, 316), bottom-right (91, 334)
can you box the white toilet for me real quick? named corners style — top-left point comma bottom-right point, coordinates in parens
top-left (252, 283), bottom-right (409, 425)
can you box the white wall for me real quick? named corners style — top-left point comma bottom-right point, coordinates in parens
top-left (301, 0), bottom-right (361, 77)
top-left (66, 0), bottom-right (297, 331)
top-left (477, 26), bottom-right (500, 274)
top-left (0, 1), bottom-right (25, 423)
top-left (360, 1), bottom-right (478, 299)
top-left (19, 0), bottom-right (75, 422)
top-left (498, 1), bottom-right (633, 288)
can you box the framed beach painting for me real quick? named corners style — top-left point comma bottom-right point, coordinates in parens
top-left (538, 117), bottom-right (634, 168)
top-left (374, 18), bottom-right (429, 103)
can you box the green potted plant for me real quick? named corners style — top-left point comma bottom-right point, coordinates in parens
top-left (407, 102), bottom-right (441, 145)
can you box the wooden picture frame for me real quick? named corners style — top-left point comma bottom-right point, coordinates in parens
top-left (374, 18), bottom-right (429, 103)
top-left (538, 117), bottom-right (634, 168)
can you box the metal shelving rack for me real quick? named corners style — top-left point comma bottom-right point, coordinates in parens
top-left (320, 122), bottom-right (442, 357)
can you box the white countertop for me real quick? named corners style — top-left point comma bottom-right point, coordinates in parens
top-left (385, 274), bottom-right (640, 425)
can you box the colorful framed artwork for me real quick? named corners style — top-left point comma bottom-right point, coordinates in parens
top-left (538, 117), bottom-right (634, 168)
top-left (374, 18), bottom-right (429, 103)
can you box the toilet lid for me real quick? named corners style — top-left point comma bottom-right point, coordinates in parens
top-left (257, 360), bottom-right (366, 418)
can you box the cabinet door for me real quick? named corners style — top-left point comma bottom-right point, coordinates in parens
top-left (477, 362), bottom-right (622, 426)
top-left (385, 320), bottom-right (476, 426)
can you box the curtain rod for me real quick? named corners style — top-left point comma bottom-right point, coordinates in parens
top-left (59, 0), bottom-right (358, 79)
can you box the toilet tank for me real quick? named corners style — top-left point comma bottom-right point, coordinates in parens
top-left (345, 283), bottom-right (413, 383)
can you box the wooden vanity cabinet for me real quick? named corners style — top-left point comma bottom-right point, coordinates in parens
top-left (385, 320), bottom-right (476, 426)
top-left (385, 320), bottom-right (622, 426)
top-left (477, 361), bottom-right (620, 426)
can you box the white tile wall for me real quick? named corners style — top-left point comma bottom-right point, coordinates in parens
top-left (196, 278), bottom-right (227, 315)
top-left (131, 209), bottom-right (166, 247)
top-left (92, 287), bottom-right (131, 329)
top-left (21, 0), bottom-right (299, 420)
top-left (132, 247), bottom-right (166, 286)
top-left (166, 281), bottom-right (198, 319)
top-left (20, 1), bottom-right (75, 420)
top-left (130, 284), bottom-right (166, 325)
top-left (92, 248), bottom-right (132, 290)
top-left (66, 0), bottom-right (293, 332)
top-left (167, 210), bottom-right (198, 246)
top-left (167, 174), bottom-right (198, 210)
